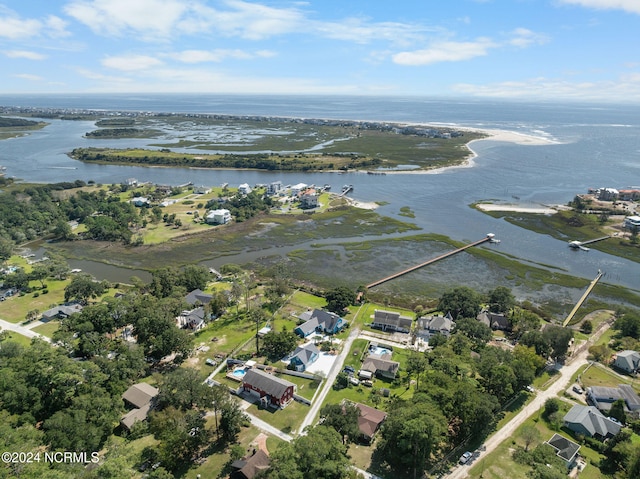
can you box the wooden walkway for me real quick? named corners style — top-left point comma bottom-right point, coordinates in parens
top-left (365, 235), bottom-right (494, 289)
top-left (562, 270), bottom-right (605, 327)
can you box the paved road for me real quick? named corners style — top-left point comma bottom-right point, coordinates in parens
top-left (0, 318), bottom-right (51, 342)
top-left (298, 326), bottom-right (361, 433)
top-left (444, 320), bottom-right (612, 479)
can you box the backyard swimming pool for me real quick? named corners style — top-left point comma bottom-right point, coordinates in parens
top-left (369, 345), bottom-right (392, 356)
top-left (232, 367), bottom-right (248, 379)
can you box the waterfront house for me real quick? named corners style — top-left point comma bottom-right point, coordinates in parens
top-left (194, 185), bottom-right (211, 194)
top-left (205, 208), bottom-right (232, 225)
top-left (131, 197), bottom-right (149, 207)
top-left (613, 350), bottom-right (640, 374)
top-left (295, 309), bottom-right (347, 337)
top-left (596, 187), bottom-right (619, 201)
top-left (266, 181), bottom-right (283, 195)
top-left (564, 405), bottom-right (621, 440)
top-left (185, 289), bottom-right (213, 306)
top-left (120, 383), bottom-right (159, 431)
top-left (476, 309), bottom-right (511, 331)
top-left (288, 343), bottom-right (320, 372)
top-left (238, 183), bottom-right (252, 195)
top-left (241, 369), bottom-right (296, 408)
top-left (372, 310), bottom-right (413, 333)
top-left (300, 193), bottom-right (319, 209)
top-left (175, 307), bottom-right (206, 331)
top-left (623, 215), bottom-right (640, 229)
top-left (41, 303), bottom-right (83, 321)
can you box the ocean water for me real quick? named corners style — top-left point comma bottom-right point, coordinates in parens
top-left (0, 94), bottom-right (638, 290)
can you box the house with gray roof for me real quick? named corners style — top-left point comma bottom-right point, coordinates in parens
top-left (564, 405), bottom-right (621, 440)
top-left (372, 310), bottom-right (413, 334)
top-left (120, 383), bottom-right (159, 431)
top-left (587, 384), bottom-right (640, 413)
top-left (416, 313), bottom-right (455, 339)
top-left (476, 309), bottom-right (511, 331)
top-left (41, 303), bottom-right (83, 321)
top-left (546, 434), bottom-right (581, 466)
top-left (361, 355), bottom-right (400, 379)
top-left (185, 288), bottom-right (213, 306)
top-left (241, 368), bottom-right (296, 408)
top-left (289, 343), bottom-right (320, 372)
top-left (295, 309), bottom-right (347, 337)
top-left (176, 307), bottom-right (206, 331)
top-left (613, 350), bottom-right (640, 374)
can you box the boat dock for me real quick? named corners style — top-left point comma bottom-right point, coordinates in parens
top-left (365, 234), bottom-right (496, 289)
top-left (568, 235), bottom-right (611, 251)
top-left (562, 270), bottom-right (605, 327)
top-left (339, 184), bottom-right (353, 197)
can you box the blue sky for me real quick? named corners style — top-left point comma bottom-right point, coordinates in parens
top-left (1, 0), bottom-right (639, 101)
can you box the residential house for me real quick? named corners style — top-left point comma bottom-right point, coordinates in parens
top-left (372, 310), bottom-right (413, 333)
top-left (295, 309), bottom-right (347, 337)
top-left (41, 303), bottom-right (83, 321)
top-left (613, 350), bottom-right (640, 374)
top-left (623, 215), bottom-right (640, 229)
top-left (238, 183), bottom-right (252, 195)
top-left (545, 434), bottom-right (581, 467)
top-left (355, 403), bottom-right (387, 444)
top-left (205, 208), bottom-right (232, 225)
top-left (618, 189), bottom-right (640, 201)
top-left (185, 289), bottom-right (213, 306)
top-left (290, 183), bottom-right (307, 196)
top-left (266, 181), bottom-right (283, 195)
top-left (596, 187), bottom-right (619, 201)
top-left (131, 197), bottom-right (150, 207)
top-left (300, 193), bottom-right (319, 209)
top-left (563, 405), bottom-right (621, 440)
top-left (288, 343), bottom-right (320, 372)
top-left (120, 383), bottom-right (159, 431)
top-left (587, 384), bottom-right (640, 413)
top-left (241, 368), bottom-right (296, 408)
top-left (154, 185), bottom-right (173, 196)
top-left (176, 307), bottom-right (206, 332)
top-left (230, 450), bottom-right (270, 479)
top-left (361, 355), bottom-right (400, 380)
top-left (416, 313), bottom-right (455, 339)
top-left (194, 185), bottom-right (211, 194)
top-left (476, 309), bottom-right (511, 331)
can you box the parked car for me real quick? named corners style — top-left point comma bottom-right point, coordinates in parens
top-left (459, 452), bottom-right (472, 464)
top-left (344, 365), bottom-right (355, 373)
top-left (349, 377), bottom-right (360, 386)
top-left (525, 385), bottom-right (535, 393)
top-left (205, 358), bottom-right (217, 366)
top-left (573, 385), bottom-right (584, 394)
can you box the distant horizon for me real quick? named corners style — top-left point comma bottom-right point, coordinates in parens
top-left (1, 1), bottom-right (640, 102)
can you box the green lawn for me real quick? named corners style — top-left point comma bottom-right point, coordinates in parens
top-left (0, 278), bottom-right (69, 323)
top-left (573, 362), bottom-right (640, 394)
top-left (0, 333), bottom-right (33, 348)
top-left (31, 320), bottom-right (60, 338)
top-left (247, 399), bottom-right (309, 435)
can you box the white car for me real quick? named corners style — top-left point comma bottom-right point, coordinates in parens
top-left (459, 452), bottom-right (472, 464)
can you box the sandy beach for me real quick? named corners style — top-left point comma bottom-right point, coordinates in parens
top-left (475, 203), bottom-right (559, 214)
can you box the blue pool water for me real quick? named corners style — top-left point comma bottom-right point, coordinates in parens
top-left (232, 368), bottom-right (247, 378)
top-left (369, 346), bottom-right (392, 356)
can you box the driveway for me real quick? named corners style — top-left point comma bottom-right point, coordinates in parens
top-left (0, 318), bottom-right (51, 343)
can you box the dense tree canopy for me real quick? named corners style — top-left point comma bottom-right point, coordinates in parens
top-left (438, 286), bottom-right (483, 320)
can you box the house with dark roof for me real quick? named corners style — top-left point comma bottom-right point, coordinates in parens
top-left (613, 350), bottom-right (640, 374)
top-left (546, 434), bottom-right (581, 466)
top-left (241, 368), bottom-right (296, 408)
top-left (564, 405), bottom-right (621, 440)
top-left (185, 289), bottom-right (213, 306)
top-left (361, 355), bottom-right (400, 379)
top-left (175, 307), bottom-right (207, 331)
top-left (120, 383), bottom-right (159, 431)
top-left (294, 309), bottom-right (347, 337)
top-left (288, 343), bottom-right (320, 372)
top-left (355, 402), bottom-right (387, 444)
top-left (416, 313), bottom-right (455, 339)
top-left (371, 310), bottom-right (413, 333)
top-left (587, 384), bottom-right (640, 413)
top-left (41, 303), bottom-right (83, 321)
top-left (476, 310), bottom-right (511, 331)
top-left (230, 449), bottom-right (270, 479)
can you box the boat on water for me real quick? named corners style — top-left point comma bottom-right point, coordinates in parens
top-left (323, 184), bottom-right (331, 190)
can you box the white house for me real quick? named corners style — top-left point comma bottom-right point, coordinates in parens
top-left (205, 209), bottom-right (232, 225)
top-left (267, 181), bottom-right (283, 195)
top-left (290, 183), bottom-right (307, 195)
top-left (238, 183), bottom-right (252, 195)
top-left (131, 197), bottom-right (149, 207)
top-left (623, 215), bottom-right (640, 229)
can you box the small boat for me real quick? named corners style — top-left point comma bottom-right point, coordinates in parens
top-left (323, 184), bottom-right (331, 190)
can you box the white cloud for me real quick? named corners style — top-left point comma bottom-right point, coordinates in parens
top-left (167, 49), bottom-right (276, 63)
top-left (508, 28), bottom-right (549, 47)
top-left (0, 6), bottom-right (69, 39)
top-left (13, 73), bottom-right (44, 81)
top-left (101, 54), bottom-right (164, 71)
top-left (4, 50), bottom-right (47, 60)
top-left (393, 39), bottom-right (496, 66)
top-left (558, 0), bottom-right (640, 15)
top-left (313, 18), bottom-right (431, 46)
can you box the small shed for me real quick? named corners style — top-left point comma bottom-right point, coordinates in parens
top-left (358, 370), bottom-right (373, 380)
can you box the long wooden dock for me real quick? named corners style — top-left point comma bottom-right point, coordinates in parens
top-left (562, 270), bottom-right (605, 327)
top-left (366, 235), bottom-right (495, 289)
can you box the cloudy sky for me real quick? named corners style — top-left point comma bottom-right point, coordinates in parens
top-left (1, 0), bottom-right (639, 101)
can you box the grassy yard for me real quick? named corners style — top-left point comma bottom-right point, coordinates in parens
top-left (0, 278), bottom-right (69, 323)
top-left (247, 399), bottom-right (309, 435)
top-left (573, 362), bottom-right (640, 394)
top-left (0, 332), bottom-right (33, 348)
top-left (31, 320), bottom-right (60, 338)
